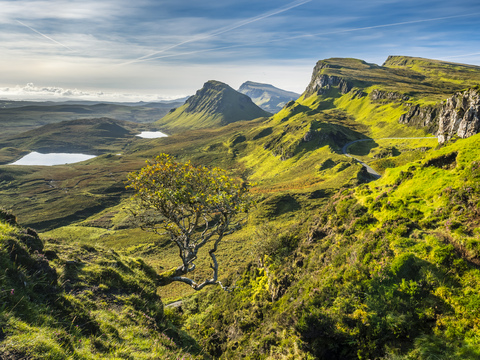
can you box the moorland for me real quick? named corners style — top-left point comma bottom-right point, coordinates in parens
top-left (1, 56), bottom-right (480, 359)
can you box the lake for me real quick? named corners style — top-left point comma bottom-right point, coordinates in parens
top-left (136, 131), bottom-right (169, 139)
top-left (9, 152), bottom-right (97, 166)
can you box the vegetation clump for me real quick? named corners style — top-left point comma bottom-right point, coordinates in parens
top-left (127, 153), bottom-right (253, 290)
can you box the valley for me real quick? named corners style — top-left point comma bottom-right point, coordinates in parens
top-left (1, 55), bottom-right (480, 359)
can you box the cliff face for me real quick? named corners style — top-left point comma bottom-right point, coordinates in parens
top-left (305, 74), bottom-right (351, 97)
top-left (399, 88), bottom-right (480, 143)
top-left (399, 104), bottom-right (440, 133)
top-left (437, 88), bottom-right (480, 143)
top-left (304, 61), bottom-right (352, 97)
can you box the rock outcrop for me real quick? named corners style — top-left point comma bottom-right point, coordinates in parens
top-left (399, 104), bottom-right (440, 133)
top-left (399, 88), bottom-right (480, 143)
top-left (370, 89), bottom-right (410, 102)
top-left (437, 88), bottom-right (480, 143)
top-left (304, 61), bottom-right (352, 97)
top-left (305, 74), bottom-right (351, 97)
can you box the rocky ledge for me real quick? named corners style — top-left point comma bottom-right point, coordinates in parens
top-left (399, 87), bottom-right (480, 143)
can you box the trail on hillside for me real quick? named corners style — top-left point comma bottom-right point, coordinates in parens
top-left (341, 137), bottom-right (435, 179)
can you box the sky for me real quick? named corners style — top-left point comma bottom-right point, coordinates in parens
top-left (1, 0), bottom-right (480, 102)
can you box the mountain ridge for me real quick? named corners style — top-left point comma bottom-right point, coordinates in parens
top-left (156, 80), bottom-right (271, 132)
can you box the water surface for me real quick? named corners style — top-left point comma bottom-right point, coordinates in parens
top-left (9, 152), bottom-right (97, 166)
top-left (136, 131), bottom-right (168, 139)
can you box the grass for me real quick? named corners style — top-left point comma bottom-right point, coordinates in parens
top-left (181, 134), bottom-right (480, 359)
top-left (156, 80), bottom-right (270, 132)
top-left (345, 138), bottom-right (439, 174)
top-left (0, 102), bottom-right (181, 139)
top-left (0, 213), bottom-right (206, 359)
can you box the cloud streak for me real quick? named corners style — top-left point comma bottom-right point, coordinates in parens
top-left (131, 11), bottom-right (480, 64)
top-left (16, 20), bottom-right (75, 52)
top-left (119, 0), bottom-right (312, 66)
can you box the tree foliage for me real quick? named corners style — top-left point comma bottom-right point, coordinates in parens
top-left (126, 154), bottom-right (252, 290)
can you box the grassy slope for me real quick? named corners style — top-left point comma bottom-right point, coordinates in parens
top-left (42, 111), bottom-right (372, 301)
top-left (0, 211), bottom-right (205, 359)
top-left (156, 81), bottom-right (270, 133)
top-left (183, 134), bottom-right (480, 359)
top-left (0, 102), bottom-right (181, 139)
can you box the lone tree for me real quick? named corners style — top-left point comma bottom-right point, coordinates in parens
top-left (126, 154), bottom-right (252, 290)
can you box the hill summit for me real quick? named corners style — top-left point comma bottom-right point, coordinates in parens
top-left (238, 81), bottom-right (300, 113)
top-left (156, 80), bottom-right (271, 132)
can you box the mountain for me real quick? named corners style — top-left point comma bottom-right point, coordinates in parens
top-left (237, 81), bottom-right (300, 113)
top-left (156, 80), bottom-right (271, 132)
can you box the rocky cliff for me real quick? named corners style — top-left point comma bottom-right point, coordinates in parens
top-left (399, 87), bottom-right (480, 143)
top-left (304, 61), bottom-right (352, 97)
top-left (437, 88), bottom-right (480, 143)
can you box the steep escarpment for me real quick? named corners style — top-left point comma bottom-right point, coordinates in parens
top-left (157, 80), bottom-right (271, 132)
top-left (303, 59), bottom-right (356, 97)
top-left (399, 87), bottom-right (480, 143)
top-left (398, 103), bottom-right (441, 133)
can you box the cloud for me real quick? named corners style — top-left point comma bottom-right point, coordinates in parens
top-left (0, 0), bottom-right (126, 23)
top-left (0, 83), bottom-right (182, 102)
top-left (120, 0), bottom-right (312, 65)
top-left (15, 20), bottom-right (75, 51)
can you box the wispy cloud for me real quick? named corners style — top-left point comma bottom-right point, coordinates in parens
top-left (0, 0), bottom-right (479, 100)
top-left (119, 0), bottom-right (312, 66)
top-left (15, 20), bottom-right (75, 52)
top-left (443, 52), bottom-right (480, 60)
top-left (124, 11), bottom-right (480, 64)
top-left (0, 0), bottom-right (125, 23)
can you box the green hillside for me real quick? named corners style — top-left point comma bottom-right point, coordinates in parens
top-left (0, 118), bottom-right (147, 160)
top-left (0, 210), bottom-right (204, 359)
top-left (0, 101), bottom-right (181, 139)
top-left (182, 134), bottom-right (480, 359)
top-left (156, 80), bottom-right (271, 132)
top-left (1, 55), bottom-right (480, 358)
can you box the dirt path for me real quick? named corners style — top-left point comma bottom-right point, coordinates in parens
top-left (165, 300), bottom-right (183, 308)
top-left (341, 137), bottom-right (435, 179)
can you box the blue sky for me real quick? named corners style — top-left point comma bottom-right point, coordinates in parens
top-left (1, 0), bottom-right (479, 101)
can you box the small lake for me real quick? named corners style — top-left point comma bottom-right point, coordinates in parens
top-left (136, 131), bottom-right (168, 139)
top-left (9, 152), bottom-right (97, 166)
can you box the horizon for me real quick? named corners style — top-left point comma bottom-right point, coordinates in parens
top-left (1, 0), bottom-right (480, 102)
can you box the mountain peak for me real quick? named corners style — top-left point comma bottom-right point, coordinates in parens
top-left (237, 81), bottom-right (299, 113)
top-left (156, 80), bottom-right (271, 132)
